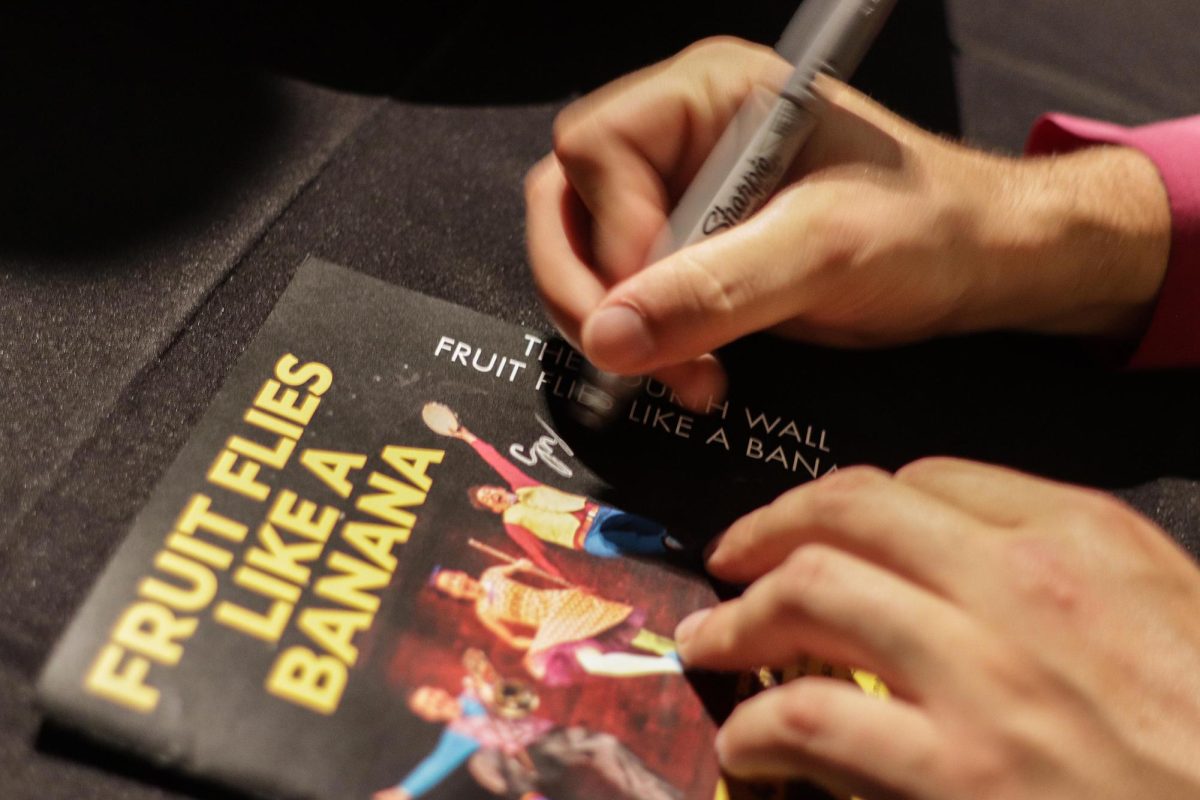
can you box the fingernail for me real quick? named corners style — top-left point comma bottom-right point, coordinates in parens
top-left (584, 304), bottom-right (654, 369)
top-left (675, 358), bottom-right (727, 414)
top-left (713, 725), bottom-right (731, 766)
top-left (702, 534), bottom-right (724, 563)
top-left (674, 607), bottom-right (712, 646)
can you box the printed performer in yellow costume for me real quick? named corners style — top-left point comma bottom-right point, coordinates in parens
top-left (432, 557), bottom-right (681, 686)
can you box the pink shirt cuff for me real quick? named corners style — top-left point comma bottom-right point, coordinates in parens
top-left (1026, 113), bottom-right (1200, 368)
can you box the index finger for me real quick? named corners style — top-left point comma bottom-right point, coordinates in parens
top-left (524, 155), bottom-right (607, 345)
top-left (525, 155), bottom-right (729, 406)
top-left (552, 38), bottom-right (789, 281)
top-left (706, 467), bottom-right (986, 595)
top-left (894, 456), bottom-right (1112, 526)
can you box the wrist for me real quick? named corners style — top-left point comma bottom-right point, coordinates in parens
top-left (970, 146), bottom-right (1170, 338)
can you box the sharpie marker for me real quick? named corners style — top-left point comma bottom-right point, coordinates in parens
top-left (571, 0), bottom-right (897, 429)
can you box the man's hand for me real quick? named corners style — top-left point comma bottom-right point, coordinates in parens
top-left (673, 459), bottom-right (1200, 799)
top-left (526, 38), bottom-right (1170, 404)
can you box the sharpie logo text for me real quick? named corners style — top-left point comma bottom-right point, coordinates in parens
top-left (701, 155), bottom-right (779, 235)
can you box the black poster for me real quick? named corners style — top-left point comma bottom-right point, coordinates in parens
top-left (41, 257), bottom-right (847, 800)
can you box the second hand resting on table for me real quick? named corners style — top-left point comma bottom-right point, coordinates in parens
top-left (524, 37), bottom-right (1200, 800)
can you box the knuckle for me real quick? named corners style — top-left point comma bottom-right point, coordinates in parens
top-left (1052, 492), bottom-right (1170, 565)
top-left (711, 614), bottom-right (745, 658)
top-left (779, 545), bottom-right (840, 600)
top-left (893, 732), bottom-right (943, 785)
top-left (776, 684), bottom-right (831, 747)
top-left (930, 709), bottom-right (1021, 796)
top-left (551, 105), bottom-right (600, 168)
top-left (793, 202), bottom-right (869, 281)
top-left (973, 633), bottom-right (1038, 697)
top-left (1001, 535), bottom-right (1080, 613)
top-left (932, 654), bottom-right (1041, 798)
top-left (943, 740), bottom-right (1014, 799)
top-left (798, 466), bottom-right (889, 523)
top-left (894, 456), bottom-right (963, 484)
top-left (817, 464), bottom-right (890, 491)
top-left (1075, 492), bottom-right (1140, 532)
top-left (667, 250), bottom-right (739, 318)
top-left (676, 35), bottom-right (759, 65)
top-left (1046, 491), bottom-right (1146, 549)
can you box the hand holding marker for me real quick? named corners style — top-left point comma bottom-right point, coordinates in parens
top-left (571, 0), bottom-right (897, 428)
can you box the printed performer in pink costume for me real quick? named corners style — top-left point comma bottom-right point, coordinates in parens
top-left (431, 557), bottom-right (680, 685)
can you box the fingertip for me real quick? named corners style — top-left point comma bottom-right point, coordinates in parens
top-left (703, 512), bottom-right (758, 582)
top-left (705, 552), bottom-right (752, 586)
top-left (522, 154), bottom-right (556, 197)
top-left (701, 532), bottom-right (724, 563)
top-left (525, 155), bottom-right (607, 346)
top-left (703, 535), bottom-right (736, 579)
top-left (652, 355), bottom-right (727, 413)
top-left (714, 692), bottom-right (773, 779)
top-left (582, 302), bottom-right (656, 372)
top-left (673, 607), bottom-right (712, 656)
top-left (713, 723), bottom-right (733, 771)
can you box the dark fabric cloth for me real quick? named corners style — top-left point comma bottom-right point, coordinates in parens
top-left (3, 2), bottom-right (1200, 799)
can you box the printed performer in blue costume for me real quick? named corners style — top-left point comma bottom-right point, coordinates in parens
top-left (422, 402), bottom-right (682, 580)
top-left (372, 655), bottom-right (680, 800)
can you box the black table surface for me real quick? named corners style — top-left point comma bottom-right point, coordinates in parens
top-left (3, 3), bottom-right (1200, 798)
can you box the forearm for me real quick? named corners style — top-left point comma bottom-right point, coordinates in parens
top-left (1027, 112), bottom-right (1200, 366)
top-left (958, 144), bottom-right (1170, 338)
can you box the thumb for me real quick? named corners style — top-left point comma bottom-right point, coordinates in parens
top-left (580, 204), bottom-right (811, 374)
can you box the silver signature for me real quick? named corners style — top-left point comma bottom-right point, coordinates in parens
top-left (508, 415), bottom-right (574, 478)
